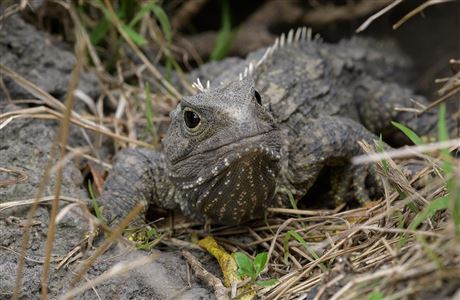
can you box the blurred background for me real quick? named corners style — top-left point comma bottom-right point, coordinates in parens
top-left (11, 0), bottom-right (460, 98)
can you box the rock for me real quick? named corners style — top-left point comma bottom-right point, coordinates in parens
top-left (0, 15), bottom-right (99, 103)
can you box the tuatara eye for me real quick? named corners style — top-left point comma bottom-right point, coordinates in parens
top-left (254, 90), bottom-right (262, 105)
top-left (183, 109), bottom-right (201, 129)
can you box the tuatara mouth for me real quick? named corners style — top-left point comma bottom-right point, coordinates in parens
top-left (169, 128), bottom-right (280, 166)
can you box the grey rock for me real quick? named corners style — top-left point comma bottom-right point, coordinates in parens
top-left (0, 15), bottom-right (99, 103)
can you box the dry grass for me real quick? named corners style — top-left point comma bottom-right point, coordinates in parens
top-left (0, 0), bottom-right (459, 299)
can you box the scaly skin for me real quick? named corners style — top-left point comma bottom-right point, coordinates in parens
top-left (99, 30), bottom-right (457, 225)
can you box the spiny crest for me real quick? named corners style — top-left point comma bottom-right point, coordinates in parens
top-left (239, 26), bottom-right (318, 80)
top-left (191, 27), bottom-right (319, 92)
top-left (191, 77), bottom-right (210, 92)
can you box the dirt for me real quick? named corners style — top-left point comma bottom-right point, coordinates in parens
top-left (0, 15), bottom-right (215, 300)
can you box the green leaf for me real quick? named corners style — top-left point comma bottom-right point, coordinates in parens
top-left (130, 1), bottom-right (172, 43)
top-left (438, 103), bottom-right (448, 142)
top-left (255, 279), bottom-right (278, 287)
top-left (144, 82), bottom-right (159, 147)
top-left (90, 18), bottom-right (110, 46)
top-left (121, 23), bottom-right (146, 45)
top-left (282, 232), bottom-right (291, 264)
top-left (135, 234), bottom-right (163, 250)
top-left (377, 134), bottom-right (389, 174)
top-left (392, 121), bottom-right (423, 145)
top-left (409, 195), bottom-right (449, 230)
top-left (253, 252), bottom-right (268, 275)
top-left (286, 230), bottom-right (327, 272)
top-left (146, 227), bottom-right (157, 239)
top-left (93, 0), bottom-right (146, 46)
top-left (88, 181), bottom-right (106, 223)
top-left (120, 0), bottom-right (135, 20)
top-left (129, 1), bottom-right (154, 27)
top-left (368, 290), bottom-right (384, 300)
top-left (234, 252), bottom-right (254, 278)
top-left (211, 0), bottom-right (235, 60)
top-left (150, 4), bottom-right (172, 42)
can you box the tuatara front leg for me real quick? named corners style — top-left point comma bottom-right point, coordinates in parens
top-left (282, 116), bottom-right (383, 205)
top-left (98, 148), bottom-right (179, 225)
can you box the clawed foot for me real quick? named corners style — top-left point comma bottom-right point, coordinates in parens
top-left (331, 163), bottom-right (383, 206)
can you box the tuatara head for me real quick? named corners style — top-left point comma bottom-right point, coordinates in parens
top-left (164, 78), bottom-right (282, 224)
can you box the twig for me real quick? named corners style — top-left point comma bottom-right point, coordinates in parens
top-left (352, 138), bottom-right (460, 164)
top-left (393, 0), bottom-right (456, 29)
top-left (267, 207), bottom-right (333, 216)
top-left (0, 195), bottom-right (85, 212)
top-left (182, 249), bottom-right (229, 300)
top-left (356, 0), bottom-right (403, 33)
top-left (40, 28), bottom-right (85, 300)
top-left (421, 86), bottom-right (460, 112)
top-left (0, 167), bottom-right (28, 186)
top-left (0, 106), bottom-right (153, 148)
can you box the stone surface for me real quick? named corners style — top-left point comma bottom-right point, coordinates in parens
top-left (0, 15), bottom-right (99, 104)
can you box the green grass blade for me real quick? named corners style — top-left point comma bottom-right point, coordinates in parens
top-left (377, 134), bottom-right (390, 174)
top-left (136, 233), bottom-right (164, 250)
top-left (129, 0), bottom-right (155, 27)
top-left (368, 290), bottom-right (384, 300)
top-left (255, 279), bottom-right (278, 287)
top-left (121, 23), bottom-right (146, 45)
top-left (392, 121), bottom-right (423, 145)
top-left (437, 103), bottom-right (448, 142)
top-left (144, 82), bottom-right (159, 147)
top-left (94, 0), bottom-right (146, 46)
top-left (408, 195), bottom-right (449, 230)
top-left (90, 18), bottom-right (110, 46)
top-left (150, 4), bottom-right (172, 42)
top-left (286, 230), bottom-right (327, 271)
top-left (436, 103), bottom-right (460, 237)
top-left (88, 180), bottom-right (106, 223)
top-left (211, 0), bottom-right (234, 60)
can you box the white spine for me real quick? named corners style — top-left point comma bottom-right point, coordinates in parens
top-left (287, 29), bottom-right (294, 44)
top-left (294, 27), bottom-right (301, 42)
top-left (232, 27), bottom-right (317, 82)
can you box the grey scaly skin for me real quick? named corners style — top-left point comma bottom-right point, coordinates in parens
top-left (99, 28), bottom-right (457, 225)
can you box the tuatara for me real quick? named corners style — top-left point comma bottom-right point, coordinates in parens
top-left (99, 28), bottom-right (455, 225)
